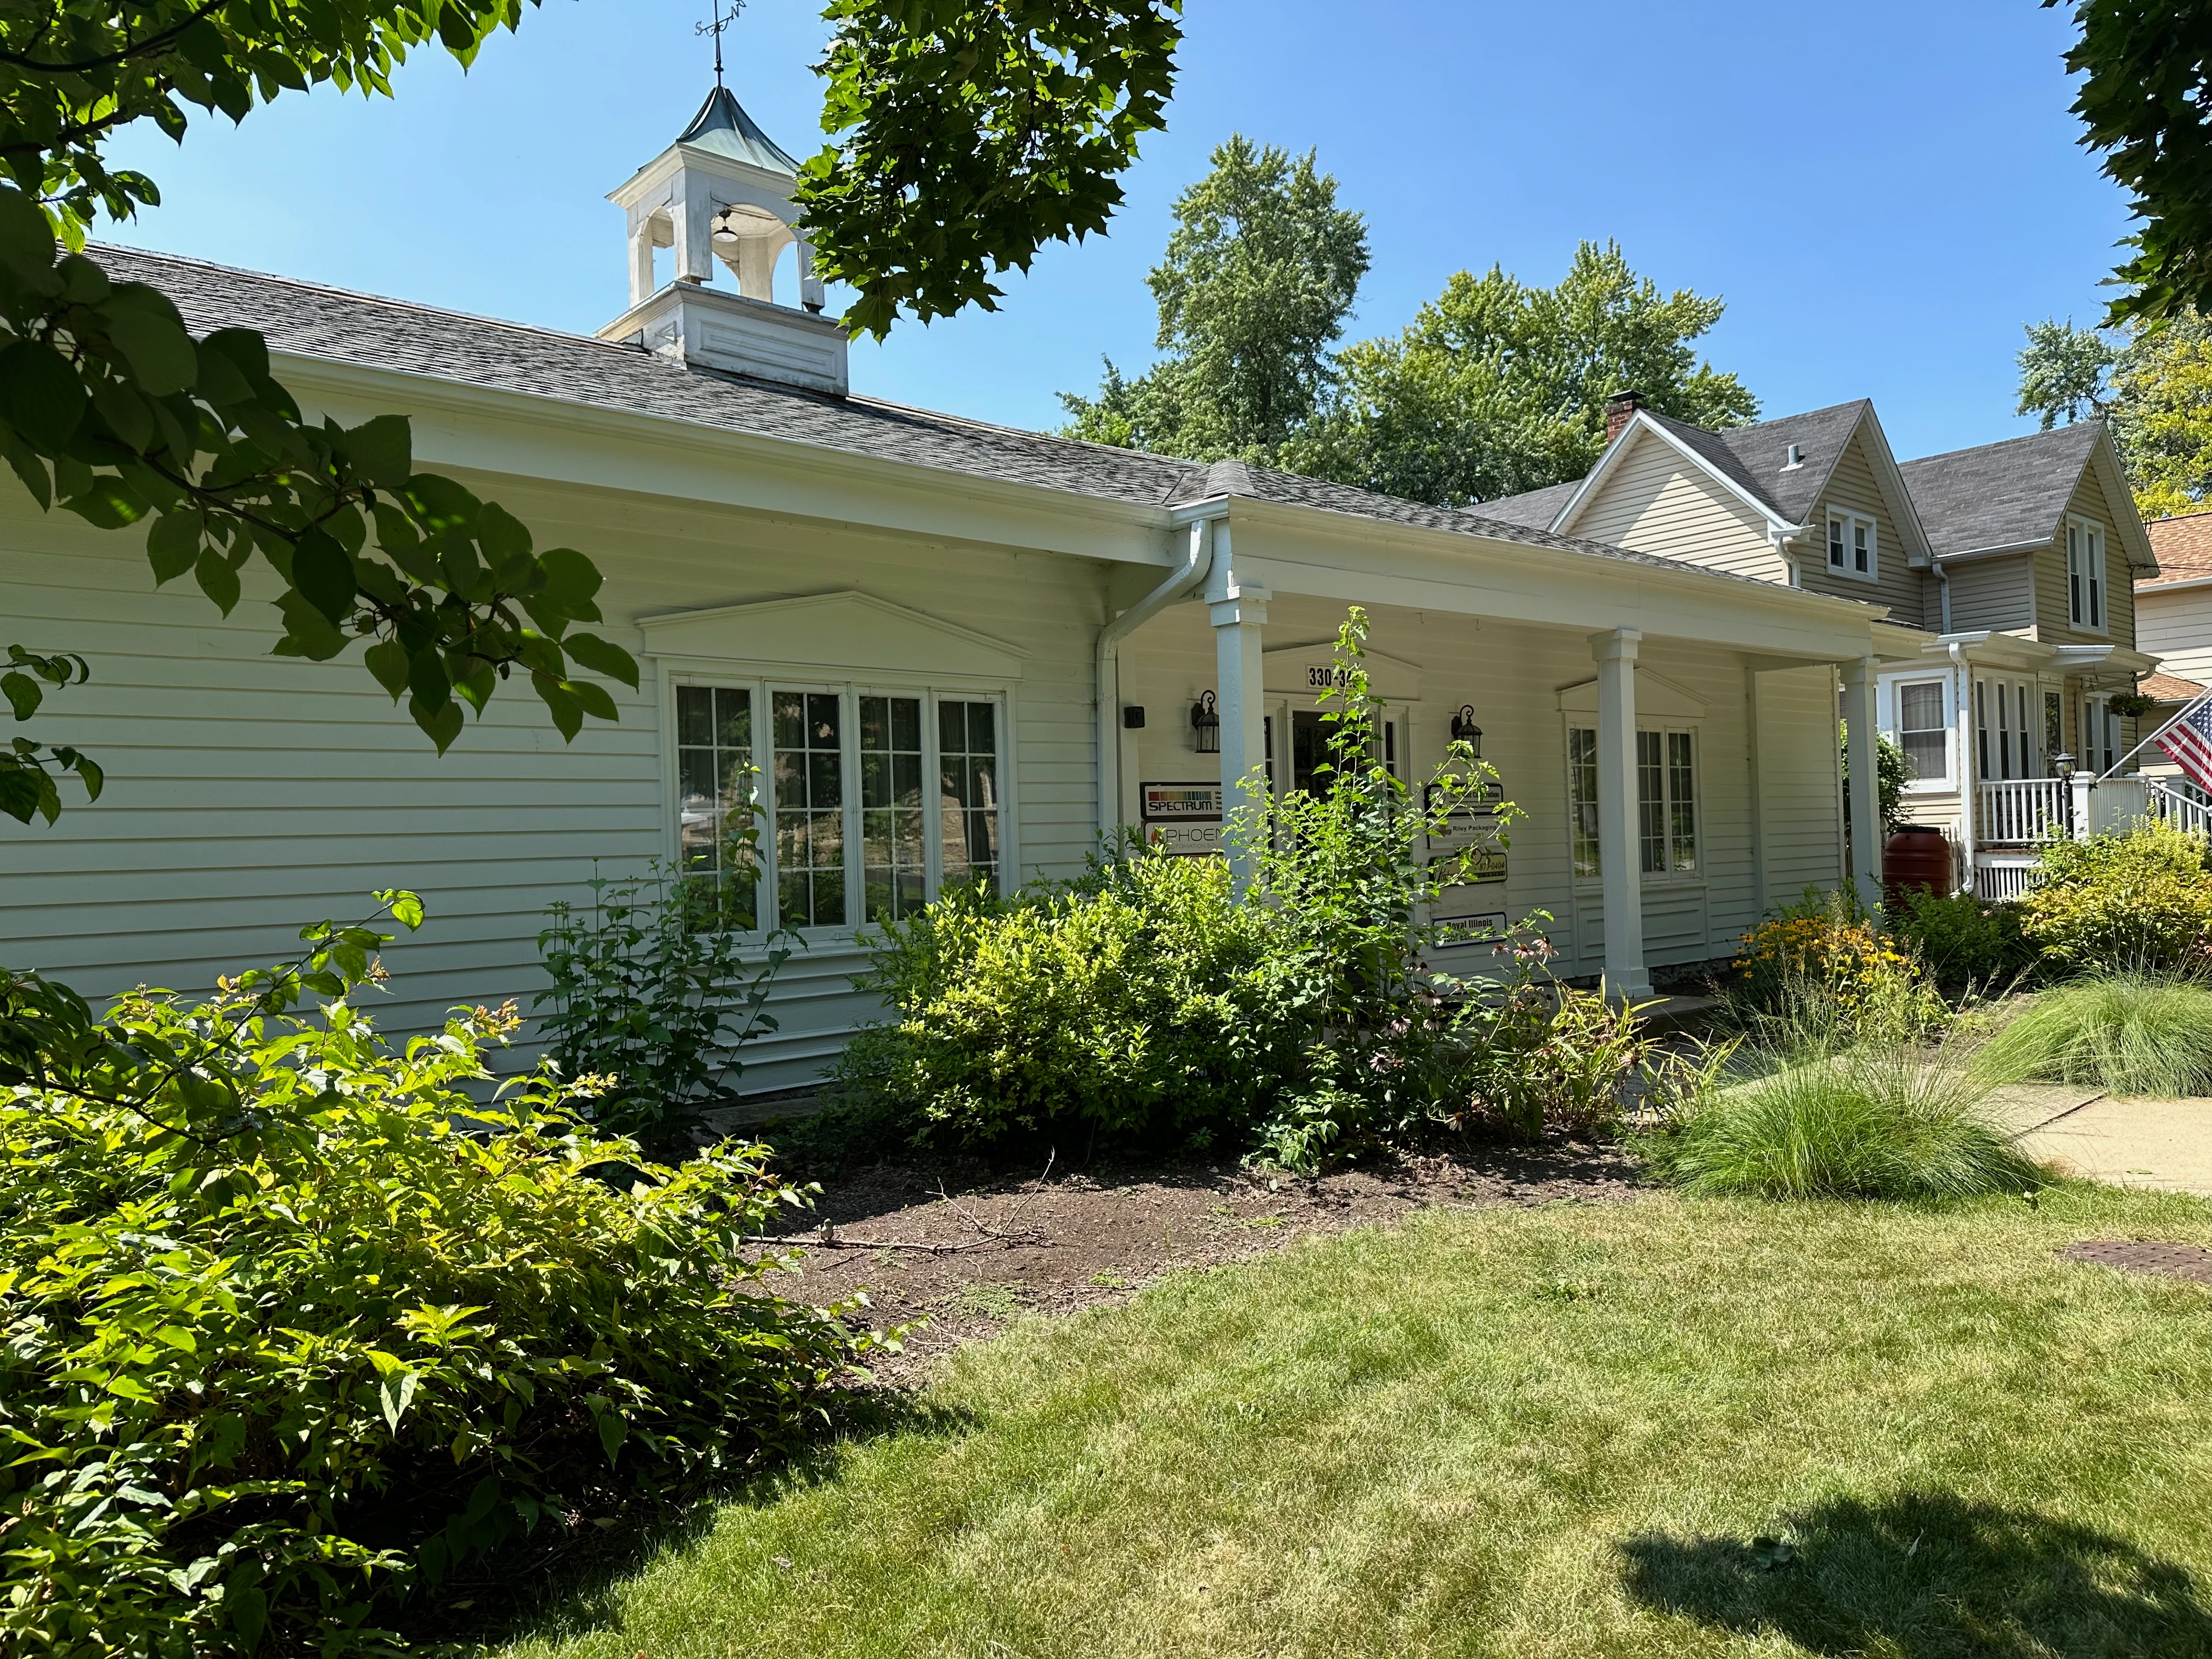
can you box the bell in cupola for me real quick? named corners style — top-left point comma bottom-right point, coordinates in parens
top-left (595, 79), bottom-right (848, 394)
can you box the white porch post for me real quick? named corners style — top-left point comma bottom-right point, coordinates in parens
top-left (1590, 628), bottom-right (1652, 998)
top-left (1208, 526), bottom-right (1269, 887)
top-left (1842, 654), bottom-right (1883, 913)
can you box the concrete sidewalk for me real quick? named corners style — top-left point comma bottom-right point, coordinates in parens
top-left (1988, 1084), bottom-right (2212, 1195)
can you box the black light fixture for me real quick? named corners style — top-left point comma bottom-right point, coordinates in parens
top-left (1450, 704), bottom-right (1483, 757)
top-left (1122, 705), bottom-right (1147, 730)
top-left (2053, 750), bottom-right (2076, 781)
top-left (1190, 690), bottom-right (1220, 754)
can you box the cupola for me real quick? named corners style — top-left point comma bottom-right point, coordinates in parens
top-left (596, 85), bottom-right (848, 395)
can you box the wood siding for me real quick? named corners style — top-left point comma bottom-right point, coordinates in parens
top-left (2138, 584), bottom-right (2212, 682)
top-left (0, 476), bottom-right (1109, 1092)
top-left (1800, 427), bottom-right (1928, 623)
top-left (1569, 430), bottom-right (1786, 581)
top-left (2035, 466), bottom-right (2138, 647)
top-left (1945, 553), bottom-right (2036, 635)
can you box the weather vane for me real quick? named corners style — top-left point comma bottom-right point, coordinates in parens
top-left (696, 0), bottom-right (743, 90)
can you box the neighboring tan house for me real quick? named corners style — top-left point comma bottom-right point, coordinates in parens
top-left (2138, 512), bottom-right (2212, 798)
top-left (1487, 400), bottom-right (2167, 896)
top-left (1, 86), bottom-right (1905, 1087)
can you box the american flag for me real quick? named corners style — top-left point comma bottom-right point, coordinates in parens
top-left (2157, 692), bottom-right (2212, 794)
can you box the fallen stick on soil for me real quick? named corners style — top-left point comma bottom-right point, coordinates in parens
top-left (776, 1228), bottom-right (994, 1255)
top-left (932, 1180), bottom-right (1057, 1248)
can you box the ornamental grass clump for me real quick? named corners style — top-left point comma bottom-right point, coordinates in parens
top-left (1635, 1043), bottom-right (2040, 1201)
top-left (1973, 973), bottom-right (2212, 1097)
top-left (0, 897), bottom-right (873, 1658)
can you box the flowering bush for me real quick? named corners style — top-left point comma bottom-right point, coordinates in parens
top-left (1728, 887), bottom-right (1946, 1041)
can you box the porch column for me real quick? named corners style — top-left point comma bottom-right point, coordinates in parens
top-left (1590, 628), bottom-right (1652, 998)
top-left (1209, 536), bottom-right (1269, 886)
top-left (1842, 654), bottom-right (1883, 913)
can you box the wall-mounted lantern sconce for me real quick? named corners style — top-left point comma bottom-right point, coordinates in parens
top-left (1190, 690), bottom-right (1220, 754)
top-left (1450, 705), bottom-right (1483, 757)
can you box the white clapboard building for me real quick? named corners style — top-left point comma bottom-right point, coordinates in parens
top-left (4, 88), bottom-right (1915, 1091)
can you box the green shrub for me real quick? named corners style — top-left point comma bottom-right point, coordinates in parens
top-left (535, 864), bottom-right (795, 1145)
top-left (1724, 887), bottom-right (1948, 1046)
top-left (1889, 888), bottom-right (2035, 993)
top-left (2021, 820), bottom-right (2212, 973)
top-left (1635, 1045), bottom-right (2040, 1201)
top-left (1449, 970), bottom-right (1654, 1142)
top-left (1973, 973), bottom-right (2212, 1096)
top-left (0, 901), bottom-right (870, 1657)
top-left (843, 853), bottom-right (1291, 1149)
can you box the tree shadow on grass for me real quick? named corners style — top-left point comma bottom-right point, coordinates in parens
top-left (1620, 1490), bottom-right (2212, 1657)
top-left (413, 1390), bottom-right (980, 1654)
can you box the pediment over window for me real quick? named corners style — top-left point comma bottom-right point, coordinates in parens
top-left (1555, 672), bottom-right (1707, 720)
top-left (636, 590), bottom-right (1027, 680)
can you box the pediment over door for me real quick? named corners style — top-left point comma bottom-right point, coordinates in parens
top-left (1555, 671), bottom-right (1708, 720)
top-left (1263, 640), bottom-right (1424, 701)
top-left (636, 590), bottom-right (1027, 680)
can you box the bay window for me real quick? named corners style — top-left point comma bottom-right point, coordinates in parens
top-left (676, 681), bottom-right (1006, 932)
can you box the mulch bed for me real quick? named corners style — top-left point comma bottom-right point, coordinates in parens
top-left (757, 1142), bottom-right (1646, 1383)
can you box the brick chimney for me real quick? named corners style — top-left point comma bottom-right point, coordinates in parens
top-left (1604, 390), bottom-right (1644, 444)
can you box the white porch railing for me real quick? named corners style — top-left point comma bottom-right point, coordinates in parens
top-left (2149, 778), bottom-right (2212, 837)
top-left (1974, 778), bottom-right (2066, 845)
top-left (1973, 857), bottom-right (2040, 901)
top-left (2085, 776), bottom-right (2149, 836)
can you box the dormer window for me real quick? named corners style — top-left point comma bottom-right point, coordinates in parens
top-left (1826, 510), bottom-right (1877, 581)
top-left (2067, 516), bottom-right (2106, 632)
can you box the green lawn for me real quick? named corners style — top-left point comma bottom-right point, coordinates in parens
top-left (494, 1186), bottom-right (2212, 1658)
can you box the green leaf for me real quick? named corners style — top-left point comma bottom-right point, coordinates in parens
top-left (532, 672), bottom-right (583, 742)
top-left (0, 188), bottom-right (57, 286)
top-left (595, 1407), bottom-right (627, 1466)
top-left (64, 475), bottom-right (149, 529)
top-left (534, 546), bottom-right (602, 609)
top-left (405, 473), bottom-right (481, 532)
top-left (379, 1369), bottom-right (419, 1432)
top-left (199, 327), bottom-right (270, 388)
top-left (411, 695), bottom-right (465, 754)
top-left (476, 501), bottom-right (532, 562)
top-left (105, 303), bottom-right (200, 397)
top-left (0, 340), bottom-right (87, 452)
top-left (341, 414), bottom-right (412, 488)
top-left (380, 889), bottom-right (426, 930)
top-left (227, 1583), bottom-right (267, 1654)
top-left (2, 672), bottom-right (38, 722)
top-left (146, 511), bottom-right (203, 583)
top-left (563, 679), bottom-right (619, 724)
top-left (290, 528), bottom-right (356, 627)
top-left (560, 631), bottom-right (641, 690)
top-left (363, 641), bottom-right (410, 701)
top-left (193, 547), bottom-right (242, 614)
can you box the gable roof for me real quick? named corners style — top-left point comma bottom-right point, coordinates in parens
top-left (87, 245), bottom-right (1812, 596)
top-left (1898, 422), bottom-right (2153, 568)
top-left (673, 84), bottom-right (801, 174)
top-left (1702, 401), bottom-right (1877, 524)
top-left (2143, 511), bottom-right (2212, 588)
top-left (1473, 478), bottom-right (1578, 527)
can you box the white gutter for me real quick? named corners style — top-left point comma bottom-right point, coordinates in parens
top-left (1096, 513), bottom-right (1219, 838)
top-left (1947, 640), bottom-right (1976, 868)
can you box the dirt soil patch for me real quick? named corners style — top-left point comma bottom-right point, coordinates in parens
top-left (760, 1142), bottom-right (1645, 1383)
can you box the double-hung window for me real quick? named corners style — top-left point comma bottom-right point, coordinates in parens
top-left (1567, 726), bottom-right (1699, 878)
top-left (2067, 517), bottom-right (2106, 631)
top-left (1896, 680), bottom-right (1948, 783)
top-left (1827, 510), bottom-right (1877, 580)
top-left (676, 681), bottom-right (1005, 932)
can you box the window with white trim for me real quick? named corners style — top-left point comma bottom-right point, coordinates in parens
top-left (1567, 725), bottom-right (1699, 879)
top-left (1827, 510), bottom-right (1877, 580)
top-left (1896, 680), bottom-right (1948, 783)
top-left (2081, 692), bottom-right (2120, 775)
top-left (2067, 517), bottom-right (2106, 631)
top-left (675, 681), bottom-right (1006, 932)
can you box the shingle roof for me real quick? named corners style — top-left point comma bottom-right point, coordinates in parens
top-left (2143, 511), bottom-right (2212, 586)
top-left (1897, 422), bottom-right (2104, 560)
top-left (89, 245), bottom-right (1795, 593)
top-left (2142, 670), bottom-right (2206, 702)
top-left (1480, 401), bottom-right (1871, 530)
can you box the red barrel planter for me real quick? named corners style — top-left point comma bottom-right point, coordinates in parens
top-left (1883, 825), bottom-right (1953, 909)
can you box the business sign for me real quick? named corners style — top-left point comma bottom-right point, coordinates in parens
top-left (1141, 780), bottom-right (1226, 859)
top-left (1431, 908), bottom-right (1511, 950)
top-left (1428, 810), bottom-right (1507, 882)
top-left (1141, 781), bottom-right (1224, 823)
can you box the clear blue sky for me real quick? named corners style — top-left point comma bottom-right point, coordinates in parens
top-left (99, 0), bottom-right (2130, 467)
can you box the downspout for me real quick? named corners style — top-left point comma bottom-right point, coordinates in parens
top-left (1947, 640), bottom-right (1975, 893)
top-left (1771, 527), bottom-right (1802, 587)
top-left (1096, 514), bottom-right (1218, 840)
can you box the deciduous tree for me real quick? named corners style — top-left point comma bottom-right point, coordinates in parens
top-left (2016, 311), bottom-right (2212, 520)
